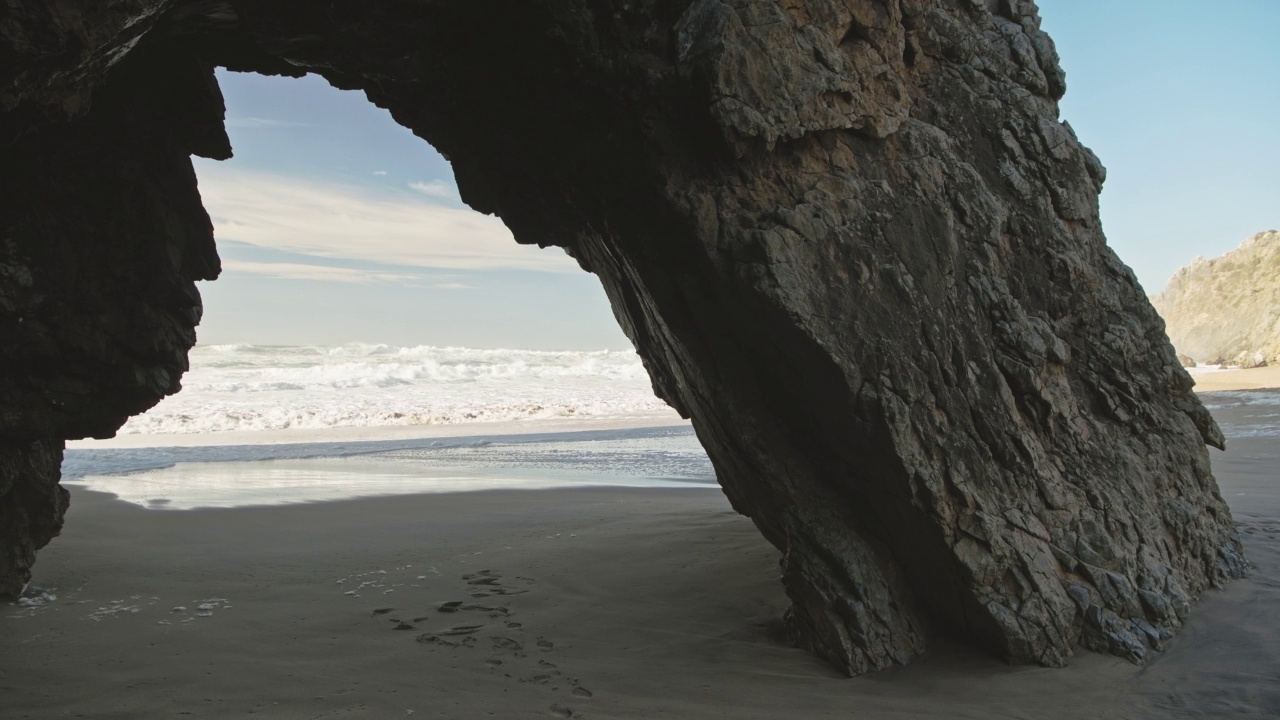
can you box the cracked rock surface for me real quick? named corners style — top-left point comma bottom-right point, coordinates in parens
top-left (0, 0), bottom-right (1244, 674)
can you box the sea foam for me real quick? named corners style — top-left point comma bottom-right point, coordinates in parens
top-left (118, 344), bottom-right (669, 435)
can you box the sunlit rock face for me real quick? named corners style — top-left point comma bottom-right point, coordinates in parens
top-left (0, 0), bottom-right (1244, 674)
top-left (1152, 230), bottom-right (1280, 367)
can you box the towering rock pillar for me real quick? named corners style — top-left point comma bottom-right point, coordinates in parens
top-left (0, 0), bottom-right (225, 595)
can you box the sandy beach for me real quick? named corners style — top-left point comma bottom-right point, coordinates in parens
top-left (1190, 365), bottom-right (1280, 392)
top-left (4, 398), bottom-right (1279, 719)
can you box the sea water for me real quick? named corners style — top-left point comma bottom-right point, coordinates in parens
top-left (1183, 365), bottom-right (1280, 438)
top-left (1199, 389), bottom-right (1280, 439)
top-left (63, 344), bottom-right (1277, 510)
top-left (63, 344), bottom-right (714, 509)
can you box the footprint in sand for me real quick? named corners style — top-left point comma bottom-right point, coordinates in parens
top-left (416, 624), bottom-right (485, 646)
top-left (535, 656), bottom-right (592, 703)
top-left (420, 568), bottom-right (596, 701)
top-left (491, 636), bottom-right (523, 651)
top-left (441, 575), bottom-right (592, 709)
top-left (437, 624), bottom-right (485, 636)
top-left (463, 604), bottom-right (510, 618)
top-left (417, 634), bottom-right (477, 648)
top-left (462, 570), bottom-right (499, 585)
top-left (461, 570), bottom-right (530, 598)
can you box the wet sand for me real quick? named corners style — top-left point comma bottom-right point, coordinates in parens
top-left (4, 404), bottom-right (1278, 718)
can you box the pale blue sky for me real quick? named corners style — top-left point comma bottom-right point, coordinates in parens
top-left (1038, 0), bottom-right (1279, 287)
top-left (194, 1), bottom-right (1277, 348)
top-left (193, 73), bottom-right (632, 349)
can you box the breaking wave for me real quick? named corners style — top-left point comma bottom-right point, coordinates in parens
top-left (120, 344), bottom-right (669, 435)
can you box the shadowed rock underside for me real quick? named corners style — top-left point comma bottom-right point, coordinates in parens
top-left (0, 0), bottom-right (1244, 674)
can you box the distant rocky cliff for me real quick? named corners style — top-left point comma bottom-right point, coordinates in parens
top-left (1152, 230), bottom-right (1280, 366)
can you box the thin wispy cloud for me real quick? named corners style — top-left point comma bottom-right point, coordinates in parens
top-left (225, 117), bottom-right (307, 129)
top-left (221, 260), bottom-right (419, 284)
top-left (372, 170), bottom-right (388, 176)
top-left (431, 282), bottom-right (476, 290)
top-left (195, 164), bottom-right (576, 274)
top-left (409, 179), bottom-right (455, 198)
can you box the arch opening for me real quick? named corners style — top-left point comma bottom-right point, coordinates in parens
top-left (194, 69), bottom-right (631, 351)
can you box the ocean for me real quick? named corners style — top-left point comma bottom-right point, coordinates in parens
top-left (63, 344), bottom-right (715, 509)
top-left (1186, 365), bottom-right (1280, 437)
top-left (61, 345), bottom-right (1280, 510)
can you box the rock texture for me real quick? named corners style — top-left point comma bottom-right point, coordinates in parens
top-left (1152, 230), bottom-right (1280, 366)
top-left (0, 440), bottom-right (66, 597)
top-left (1, 0), bottom-right (1244, 674)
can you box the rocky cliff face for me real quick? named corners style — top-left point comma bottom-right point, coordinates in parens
top-left (1152, 230), bottom-right (1280, 366)
top-left (1, 0), bottom-right (1244, 674)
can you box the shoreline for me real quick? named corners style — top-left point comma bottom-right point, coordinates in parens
top-left (59, 382), bottom-right (1280, 512)
top-left (68, 410), bottom-right (690, 450)
top-left (66, 365), bottom-right (1278, 453)
top-left (61, 422), bottom-right (714, 510)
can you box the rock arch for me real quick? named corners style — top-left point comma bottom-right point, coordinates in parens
top-left (0, 0), bottom-right (1244, 674)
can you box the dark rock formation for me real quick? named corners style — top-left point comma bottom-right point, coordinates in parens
top-left (1, 0), bottom-right (1244, 673)
top-left (0, 440), bottom-right (66, 597)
